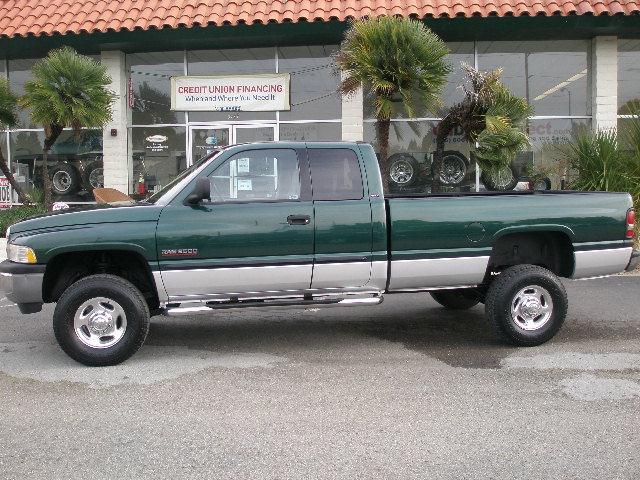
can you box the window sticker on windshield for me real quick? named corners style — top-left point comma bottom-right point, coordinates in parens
top-left (237, 158), bottom-right (250, 173)
top-left (237, 179), bottom-right (252, 191)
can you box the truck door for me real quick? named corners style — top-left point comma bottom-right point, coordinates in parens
top-left (156, 147), bottom-right (314, 299)
top-left (308, 146), bottom-right (373, 289)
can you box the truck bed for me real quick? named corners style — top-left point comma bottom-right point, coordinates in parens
top-left (384, 190), bottom-right (633, 290)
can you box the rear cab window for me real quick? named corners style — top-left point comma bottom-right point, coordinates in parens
top-left (308, 148), bottom-right (364, 201)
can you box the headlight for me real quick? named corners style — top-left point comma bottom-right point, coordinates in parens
top-left (7, 244), bottom-right (37, 264)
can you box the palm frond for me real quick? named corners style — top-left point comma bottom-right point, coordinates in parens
top-left (20, 46), bottom-right (115, 132)
top-left (335, 16), bottom-right (450, 121)
top-left (0, 78), bottom-right (18, 128)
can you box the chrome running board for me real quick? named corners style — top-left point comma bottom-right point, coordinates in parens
top-left (162, 294), bottom-right (383, 316)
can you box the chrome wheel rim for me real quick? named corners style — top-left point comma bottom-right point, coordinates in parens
top-left (390, 161), bottom-right (414, 184)
top-left (510, 285), bottom-right (553, 331)
top-left (492, 167), bottom-right (515, 190)
top-left (89, 168), bottom-right (104, 189)
top-left (533, 179), bottom-right (548, 190)
top-left (73, 297), bottom-right (127, 349)
top-left (52, 170), bottom-right (72, 193)
top-left (440, 156), bottom-right (466, 184)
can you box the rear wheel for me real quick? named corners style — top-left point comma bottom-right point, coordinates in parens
top-left (50, 163), bottom-right (80, 195)
top-left (485, 264), bottom-right (567, 346)
top-left (430, 289), bottom-right (480, 310)
top-left (53, 274), bottom-right (150, 366)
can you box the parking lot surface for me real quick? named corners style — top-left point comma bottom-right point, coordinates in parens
top-left (1, 276), bottom-right (639, 479)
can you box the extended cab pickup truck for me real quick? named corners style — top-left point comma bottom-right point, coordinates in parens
top-left (2, 142), bottom-right (639, 366)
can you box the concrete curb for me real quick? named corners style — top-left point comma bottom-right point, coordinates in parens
top-left (0, 237), bottom-right (6, 261)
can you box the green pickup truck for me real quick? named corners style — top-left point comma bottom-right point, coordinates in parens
top-left (2, 141), bottom-right (638, 366)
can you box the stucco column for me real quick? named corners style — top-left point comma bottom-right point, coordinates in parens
top-left (591, 36), bottom-right (618, 132)
top-left (101, 50), bottom-right (131, 193)
top-left (341, 77), bottom-right (364, 141)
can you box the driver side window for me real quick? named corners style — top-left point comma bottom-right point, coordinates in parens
top-left (208, 149), bottom-right (301, 202)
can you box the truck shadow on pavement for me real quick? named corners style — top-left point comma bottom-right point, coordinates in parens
top-left (147, 301), bottom-right (515, 369)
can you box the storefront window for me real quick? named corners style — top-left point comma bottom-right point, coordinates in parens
top-left (364, 120), bottom-right (476, 192)
top-left (278, 45), bottom-right (340, 121)
top-left (477, 40), bottom-right (590, 117)
top-left (279, 122), bottom-right (341, 141)
top-left (187, 48), bottom-right (276, 122)
top-left (10, 129), bottom-right (103, 202)
top-left (8, 58), bottom-right (39, 128)
top-left (128, 51), bottom-right (185, 125)
top-left (618, 39), bottom-right (640, 114)
top-left (130, 126), bottom-right (186, 196)
top-left (518, 118), bottom-right (591, 189)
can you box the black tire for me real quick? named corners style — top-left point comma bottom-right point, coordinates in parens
top-left (437, 151), bottom-right (469, 186)
top-left (388, 153), bottom-right (420, 188)
top-left (84, 160), bottom-right (104, 190)
top-left (480, 165), bottom-right (518, 191)
top-left (533, 176), bottom-right (552, 191)
top-left (50, 163), bottom-right (80, 195)
top-left (485, 265), bottom-right (568, 346)
top-left (430, 289), bottom-right (480, 310)
top-left (53, 274), bottom-right (150, 366)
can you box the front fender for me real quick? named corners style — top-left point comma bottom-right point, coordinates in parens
top-left (15, 222), bottom-right (159, 264)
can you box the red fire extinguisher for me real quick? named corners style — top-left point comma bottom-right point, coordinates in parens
top-left (136, 172), bottom-right (146, 195)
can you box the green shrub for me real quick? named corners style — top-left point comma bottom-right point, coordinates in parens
top-left (0, 205), bottom-right (46, 237)
top-left (557, 115), bottom-right (640, 243)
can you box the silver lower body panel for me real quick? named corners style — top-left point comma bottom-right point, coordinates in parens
top-left (572, 247), bottom-right (632, 279)
top-left (388, 256), bottom-right (490, 290)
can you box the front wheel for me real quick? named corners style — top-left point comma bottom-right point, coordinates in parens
top-left (485, 265), bottom-right (568, 346)
top-left (437, 151), bottom-right (469, 186)
top-left (53, 274), bottom-right (150, 366)
top-left (50, 163), bottom-right (80, 196)
top-left (388, 153), bottom-right (419, 188)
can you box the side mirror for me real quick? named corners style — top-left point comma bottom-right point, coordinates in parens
top-left (185, 177), bottom-right (211, 205)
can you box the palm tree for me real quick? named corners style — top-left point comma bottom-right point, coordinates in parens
top-left (336, 16), bottom-right (450, 191)
top-left (0, 78), bottom-right (31, 204)
top-left (433, 65), bottom-right (533, 192)
top-left (20, 47), bottom-right (114, 210)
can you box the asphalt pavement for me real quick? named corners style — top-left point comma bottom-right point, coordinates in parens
top-left (1, 276), bottom-right (639, 479)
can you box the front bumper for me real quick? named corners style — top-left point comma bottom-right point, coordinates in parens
top-left (0, 260), bottom-right (46, 308)
top-left (626, 249), bottom-right (640, 271)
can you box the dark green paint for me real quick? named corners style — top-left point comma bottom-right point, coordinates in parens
top-left (5, 142), bottom-right (632, 290)
top-left (156, 201), bottom-right (315, 270)
top-left (387, 192), bottom-right (632, 260)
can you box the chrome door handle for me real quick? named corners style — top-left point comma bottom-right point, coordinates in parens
top-left (287, 214), bottom-right (310, 225)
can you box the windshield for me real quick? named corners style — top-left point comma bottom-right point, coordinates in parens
top-left (146, 150), bottom-right (221, 204)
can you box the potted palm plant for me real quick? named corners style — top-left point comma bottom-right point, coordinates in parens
top-left (335, 16), bottom-right (450, 192)
top-left (20, 47), bottom-right (114, 210)
top-left (433, 65), bottom-right (533, 192)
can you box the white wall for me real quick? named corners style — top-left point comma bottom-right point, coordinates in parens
top-left (101, 50), bottom-right (131, 193)
top-left (591, 36), bottom-right (618, 131)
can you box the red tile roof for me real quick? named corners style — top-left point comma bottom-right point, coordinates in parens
top-left (0, 1), bottom-right (638, 38)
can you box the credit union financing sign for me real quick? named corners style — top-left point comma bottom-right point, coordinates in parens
top-left (171, 73), bottom-right (290, 112)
